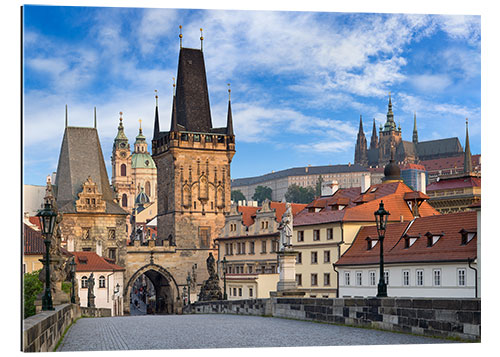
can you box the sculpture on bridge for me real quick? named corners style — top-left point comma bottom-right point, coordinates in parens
top-left (198, 252), bottom-right (223, 301)
top-left (278, 202), bottom-right (293, 251)
top-left (87, 273), bottom-right (96, 308)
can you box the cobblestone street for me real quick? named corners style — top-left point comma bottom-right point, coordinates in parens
top-left (58, 314), bottom-right (453, 351)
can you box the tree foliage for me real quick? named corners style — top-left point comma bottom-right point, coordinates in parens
top-left (24, 270), bottom-right (43, 319)
top-left (231, 190), bottom-right (246, 202)
top-left (315, 175), bottom-right (324, 196)
top-left (285, 184), bottom-right (316, 204)
top-left (252, 186), bottom-right (272, 205)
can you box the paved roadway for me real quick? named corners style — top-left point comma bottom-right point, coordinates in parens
top-left (58, 314), bottom-right (453, 351)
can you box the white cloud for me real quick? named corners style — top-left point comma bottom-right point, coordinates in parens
top-left (411, 74), bottom-right (452, 92)
top-left (437, 15), bottom-right (481, 45)
top-left (137, 8), bottom-right (178, 54)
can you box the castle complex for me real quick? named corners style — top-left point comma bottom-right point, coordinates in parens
top-left (354, 95), bottom-right (464, 167)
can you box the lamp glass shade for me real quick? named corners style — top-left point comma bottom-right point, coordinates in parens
top-left (37, 202), bottom-right (57, 236)
top-left (374, 201), bottom-right (390, 237)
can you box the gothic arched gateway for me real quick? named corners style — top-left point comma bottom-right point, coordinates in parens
top-left (124, 263), bottom-right (181, 315)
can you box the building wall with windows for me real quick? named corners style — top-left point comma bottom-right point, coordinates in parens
top-left (338, 263), bottom-right (476, 298)
top-left (226, 273), bottom-right (278, 300)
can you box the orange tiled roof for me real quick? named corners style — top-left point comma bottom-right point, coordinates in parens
top-left (237, 206), bottom-right (260, 227)
top-left (426, 176), bottom-right (481, 191)
top-left (28, 216), bottom-right (42, 230)
top-left (294, 182), bottom-right (439, 226)
top-left (237, 202), bottom-right (307, 227)
top-left (24, 223), bottom-right (45, 255)
top-left (336, 211), bottom-right (477, 266)
top-left (70, 251), bottom-right (125, 272)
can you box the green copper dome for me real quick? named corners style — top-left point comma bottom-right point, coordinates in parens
top-left (131, 152), bottom-right (156, 169)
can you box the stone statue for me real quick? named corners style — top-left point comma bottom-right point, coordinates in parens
top-left (87, 273), bottom-right (96, 308)
top-left (278, 202), bottom-right (293, 251)
top-left (206, 252), bottom-right (216, 279)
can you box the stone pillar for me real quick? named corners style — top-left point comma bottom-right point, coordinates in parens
top-left (277, 251), bottom-right (299, 291)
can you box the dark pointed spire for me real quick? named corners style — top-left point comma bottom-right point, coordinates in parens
top-left (153, 90), bottom-right (160, 139)
top-left (226, 83), bottom-right (234, 136)
top-left (355, 114), bottom-right (367, 165)
top-left (464, 118), bottom-right (472, 174)
top-left (94, 106), bottom-right (97, 129)
top-left (65, 105), bottom-right (68, 128)
top-left (170, 81), bottom-right (179, 132)
top-left (412, 112), bottom-right (418, 143)
top-left (358, 115), bottom-right (364, 134)
top-left (370, 118), bottom-right (378, 150)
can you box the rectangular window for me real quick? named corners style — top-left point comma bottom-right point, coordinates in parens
top-left (233, 287), bottom-right (237, 296)
top-left (311, 251), bottom-right (318, 264)
top-left (229, 243), bottom-right (234, 255)
top-left (323, 250), bottom-right (330, 263)
top-left (296, 274), bottom-right (302, 286)
top-left (458, 269), bottom-right (466, 286)
top-left (324, 273), bottom-right (331, 286)
top-left (369, 271), bottom-right (376, 286)
top-left (403, 270), bottom-right (410, 286)
top-left (416, 270), bottom-right (424, 286)
top-left (313, 229), bottom-right (320, 241)
top-left (384, 271), bottom-right (389, 285)
top-left (249, 241), bottom-right (255, 254)
top-left (108, 248), bottom-right (117, 261)
top-left (205, 135), bottom-right (213, 143)
top-left (327, 228), bottom-right (333, 240)
top-left (249, 288), bottom-right (253, 297)
top-left (238, 288), bottom-right (242, 297)
top-left (198, 227), bottom-right (210, 248)
top-left (241, 242), bottom-right (246, 254)
top-left (297, 231), bottom-right (304, 242)
top-left (296, 252), bottom-right (302, 264)
top-left (225, 243), bottom-right (230, 255)
top-left (261, 241), bottom-right (267, 253)
top-left (433, 269), bottom-right (441, 286)
top-left (311, 273), bottom-right (318, 286)
top-left (344, 271), bottom-right (351, 286)
top-left (247, 265), bottom-right (253, 274)
top-left (356, 271), bottom-right (362, 286)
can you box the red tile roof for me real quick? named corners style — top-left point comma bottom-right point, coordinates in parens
top-left (336, 211), bottom-right (477, 266)
top-left (401, 163), bottom-right (426, 171)
top-left (426, 176), bottom-right (481, 191)
top-left (294, 182), bottom-right (439, 226)
top-left (24, 223), bottom-right (45, 255)
top-left (28, 216), bottom-right (42, 230)
top-left (70, 251), bottom-right (125, 272)
top-left (420, 154), bottom-right (481, 172)
top-left (237, 202), bottom-right (307, 227)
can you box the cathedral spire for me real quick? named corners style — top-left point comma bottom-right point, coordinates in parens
top-left (354, 114), bottom-right (367, 165)
top-left (383, 92), bottom-right (396, 132)
top-left (370, 118), bottom-right (378, 150)
top-left (65, 104), bottom-right (68, 128)
top-left (358, 115), bottom-right (364, 134)
top-left (226, 83), bottom-right (234, 136)
top-left (94, 106), bottom-right (97, 129)
top-left (153, 90), bottom-right (160, 139)
top-left (412, 112), bottom-right (418, 143)
top-left (464, 118), bottom-right (472, 175)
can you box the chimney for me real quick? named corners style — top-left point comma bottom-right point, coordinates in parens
top-left (321, 180), bottom-right (339, 196)
top-left (360, 174), bottom-right (371, 193)
top-left (417, 172), bottom-right (426, 194)
top-left (400, 215), bottom-right (404, 222)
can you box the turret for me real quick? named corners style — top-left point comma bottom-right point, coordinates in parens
top-left (354, 115), bottom-right (368, 166)
top-left (464, 118), bottom-right (472, 174)
top-left (412, 112), bottom-right (418, 143)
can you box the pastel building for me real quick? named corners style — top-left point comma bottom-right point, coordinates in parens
top-left (335, 211), bottom-right (478, 298)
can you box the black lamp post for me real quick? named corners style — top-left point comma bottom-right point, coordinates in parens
top-left (374, 200), bottom-right (390, 298)
top-left (221, 256), bottom-right (228, 300)
top-left (186, 273), bottom-right (191, 305)
top-left (69, 256), bottom-right (76, 304)
top-left (36, 201), bottom-right (58, 311)
top-left (182, 286), bottom-right (187, 306)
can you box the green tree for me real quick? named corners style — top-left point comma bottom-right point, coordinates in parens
top-left (252, 186), bottom-right (272, 205)
top-left (231, 190), bottom-right (246, 202)
top-left (315, 175), bottom-right (324, 196)
top-left (23, 270), bottom-right (43, 318)
top-left (285, 184), bottom-right (316, 204)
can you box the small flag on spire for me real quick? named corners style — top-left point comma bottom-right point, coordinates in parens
top-left (179, 25), bottom-right (183, 48)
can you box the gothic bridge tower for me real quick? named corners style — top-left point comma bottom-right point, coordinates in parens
top-left (152, 45), bottom-right (235, 251)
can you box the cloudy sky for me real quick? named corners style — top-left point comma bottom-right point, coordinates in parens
top-left (22, 4), bottom-right (481, 185)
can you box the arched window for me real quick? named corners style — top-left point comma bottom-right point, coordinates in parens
top-left (145, 181), bottom-right (151, 197)
top-left (120, 164), bottom-right (127, 176)
top-left (81, 276), bottom-right (88, 288)
top-left (99, 276), bottom-right (106, 288)
top-left (122, 193), bottom-right (128, 207)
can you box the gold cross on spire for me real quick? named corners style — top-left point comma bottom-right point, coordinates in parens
top-left (179, 25), bottom-right (183, 48)
top-left (227, 83), bottom-right (231, 100)
top-left (119, 111), bottom-right (123, 121)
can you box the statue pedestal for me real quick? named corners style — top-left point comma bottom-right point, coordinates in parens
top-left (271, 250), bottom-right (305, 298)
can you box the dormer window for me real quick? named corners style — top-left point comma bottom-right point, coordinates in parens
top-left (404, 235), bottom-right (419, 249)
top-left (460, 229), bottom-right (476, 245)
top-left (425, 232), bottom-right (443, 247)
top-left (366, 237), bottom-right (378, 250)
top-left (370, 187), bottom-right (377, 193)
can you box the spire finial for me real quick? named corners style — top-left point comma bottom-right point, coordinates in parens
top-left (155, 89), bottom-right (158, 107)
top-left (119, 111), bottom-right (123, 122)
top-left (227, 83), bottom-right (231, 101)
top-left (200, 28), bottom-right (204, 51)
top-left (139, 118), bottom-right (142, 130)
top-left (94, 106), bottom-right (97, 128)
top-left (172, 77), bottom-right (176, 96)
top-left (179, 25), bottom-right (183, 48)
top-left (65, 104), bottom-right (68, 128)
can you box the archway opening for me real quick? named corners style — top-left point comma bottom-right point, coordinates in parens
top-left (128, 268), bottom-right (177, 315)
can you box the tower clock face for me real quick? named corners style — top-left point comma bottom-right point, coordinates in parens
top-left (120, 152), bottom-right (127, 158)
top-left (120, 142), bottom-right (126, 148)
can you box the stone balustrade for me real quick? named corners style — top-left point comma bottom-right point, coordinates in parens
top-left (184, 297), bottom-right (480, 341)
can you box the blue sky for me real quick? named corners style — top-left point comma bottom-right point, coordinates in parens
top-left (22, 5), bottom-right (481, 185)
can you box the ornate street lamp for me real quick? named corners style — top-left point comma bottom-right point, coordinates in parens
top-left (69, 256), bottom-right (76, 304)
top-left (374, 200), bottom-right (390, 298)
top-left (182, 286), bottom-right (187, 306)
top-left (114, 283), bottom-right (120, 295)
top-left (221, 256), bottom-right (228, 300)
top-left (186, 273), bottom-right (191, 305)
top-left (36, 201), bottom-right (57, 311)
